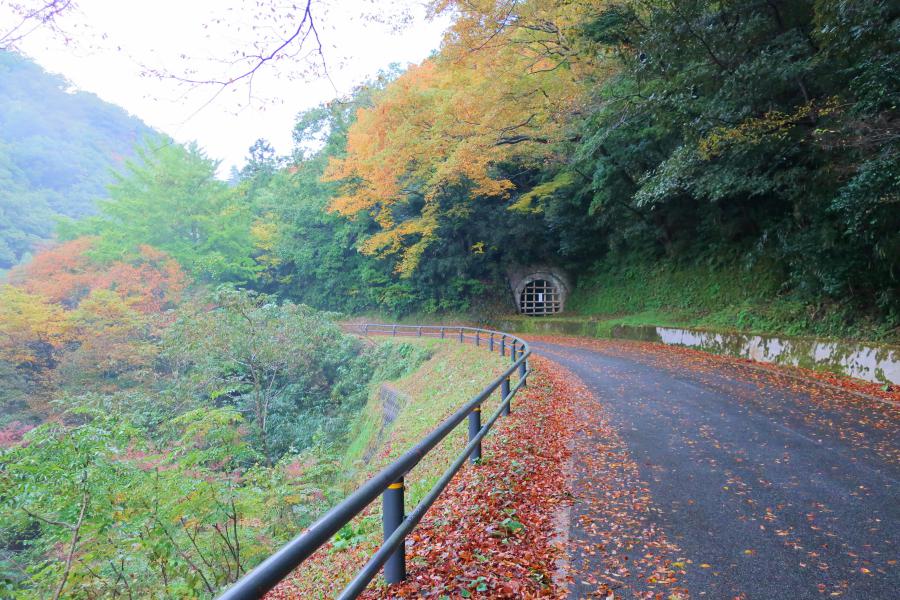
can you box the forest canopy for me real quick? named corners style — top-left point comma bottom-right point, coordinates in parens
top-left (318, 0), bottom-right (899, 325)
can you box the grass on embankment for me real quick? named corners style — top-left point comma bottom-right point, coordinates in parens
top-left (347, 337), bottom-right (510, 501)
top-left (276, 337), bottom-right (510, 598)
top-left (551, 259), bottom-right (898, 344)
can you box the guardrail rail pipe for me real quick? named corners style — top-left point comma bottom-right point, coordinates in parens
top-left (216, 324), bottom-right (531, 600)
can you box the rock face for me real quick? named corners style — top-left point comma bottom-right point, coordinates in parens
top-left (362, 383), bottom-right (409, 463)
top-left (507, 266), bottom-right (570, 316)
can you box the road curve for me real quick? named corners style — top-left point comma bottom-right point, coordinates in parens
top-left (530, 339), bottom-right (900, 600)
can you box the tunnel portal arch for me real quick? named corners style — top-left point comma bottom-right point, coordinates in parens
top-left (513, 271), bottom-right (568, 316)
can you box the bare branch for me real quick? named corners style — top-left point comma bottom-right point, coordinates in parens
top-left (149, 0), bottom-right (336, 120)
top-left (160, 1), bottom-right (316, 88)
top-left (0, 0), bottom-right (76, 50)
top-left (52, 491), bottom-right (89, 600)
top-left (495, 134), bottom-right (550, 146)
top-left (21, 506), bottom-right (76, 530)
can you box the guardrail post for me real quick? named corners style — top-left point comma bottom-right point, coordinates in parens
top-left (383, 477), bottom-right (406, 583)
top-left (468, 406), bottom-right (482, 463)
top-left (501, 377), bottom-right (511, 416)
top-left (211, 325), bottom-right (538, 599)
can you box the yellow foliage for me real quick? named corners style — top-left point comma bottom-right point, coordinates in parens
top-left (359, 204), bottom-right (440, 277)
top-left (251, 219), bottom-right (278, 251)
top-left (509, 172), bottom-right (577, 213)
top-left (325, 0), bottom-right (617, 275)
top-left (61, 289), bottom-right (158, 382)
top-left (699, 96), bottom-right (842, 159)
top-left (0, 285), bottom-right (71, 365)
top-left (251, 217), bottom-right (282, 270)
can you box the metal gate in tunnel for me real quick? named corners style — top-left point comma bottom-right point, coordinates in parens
top-left (518, 279), bottom-right (561, 316)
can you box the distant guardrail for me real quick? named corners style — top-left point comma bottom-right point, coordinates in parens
top-left (217, 324), bottom-right (531, 599)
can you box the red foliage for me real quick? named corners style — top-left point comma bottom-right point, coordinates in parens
top-left (11, 238), bottom-right (187, 313)
top-left (360, 357), bottom-right (573, 599)
top-left (94, 245), bottom-right (188, 313)
top-left (10, 238), bottom-right (96, 306)
top-left (0, 421), bottom-right (34, 448)
top-left (268, 357), bottom-right (576, 599)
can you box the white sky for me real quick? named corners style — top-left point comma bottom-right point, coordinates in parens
top-left (5, 0), bottom-right (449, 175)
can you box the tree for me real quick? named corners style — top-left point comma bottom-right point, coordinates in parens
top-left (163, 288), bottom-right (363, 464)
top-left (63, 141), bottom-right (257, 282)
top-left (53, 289), bottom-right (159, 392)
top-left (323, 0), bottom-right (604, 275)
top-left (0, 285), bottom-right (70, 369)
top-left (562, 0), bottom-right (899, 315)
top-left (246, 94), bottom-right (400, 312)
top-left (238, 139), bottom-right (282, 181)
top-left (0, 410), bottom-right (301, 598)
top-left (11, 237), bottom-right (187, 312)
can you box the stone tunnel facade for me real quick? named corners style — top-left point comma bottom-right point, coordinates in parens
top-left (507, 267), bottom-right (570, 316)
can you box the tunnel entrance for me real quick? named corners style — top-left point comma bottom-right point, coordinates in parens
top-left (518, 278), bottom-right (562, 316)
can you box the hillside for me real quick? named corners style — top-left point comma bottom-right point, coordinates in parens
top-left (0, 2), bottom-right (898, 599)
top-left (0, 51), bottom-right (155, 268)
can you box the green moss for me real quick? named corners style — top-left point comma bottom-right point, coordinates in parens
top-left (341, 399), bottom-right (382, 466)
top-left (568, 259), bottom-right (780, 315)
top-left (340, 341), bottom-right (433, 466)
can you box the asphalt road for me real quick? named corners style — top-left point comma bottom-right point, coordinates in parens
top-left (531, 340), bottom-right (900, 600)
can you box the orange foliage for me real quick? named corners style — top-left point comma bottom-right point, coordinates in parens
top-left (0, 285), bottom-right (72, 366)
top-left (56, 289), bottom-right (159, 388)
top-left (11, 237), bottom-right (97, 307)
top-left (324, 0), bottom-right (613, 275)
top-left (11, 238), bottom-right (188, 313)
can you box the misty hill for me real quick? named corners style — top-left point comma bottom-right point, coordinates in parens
top-left (0, 51), bottom-right (156, 268)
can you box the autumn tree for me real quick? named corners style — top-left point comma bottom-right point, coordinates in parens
top-left (0, 286), bottom-right (71, 424)
top-left (323, 0), bottom-right (608, 275)
top-left (247, 82), bottom-right (424, 313)
top-left (8, 238), bottom-right (96, 308)
top-left (0, 285), bottom-right (70, 369)
top-left (53, 290), bottom-right (159, 392)
top-left (11, 237), bottom-right (187, 312)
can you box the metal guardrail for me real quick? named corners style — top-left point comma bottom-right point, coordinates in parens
top-left (217, 324), bottom-right (531, 600)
